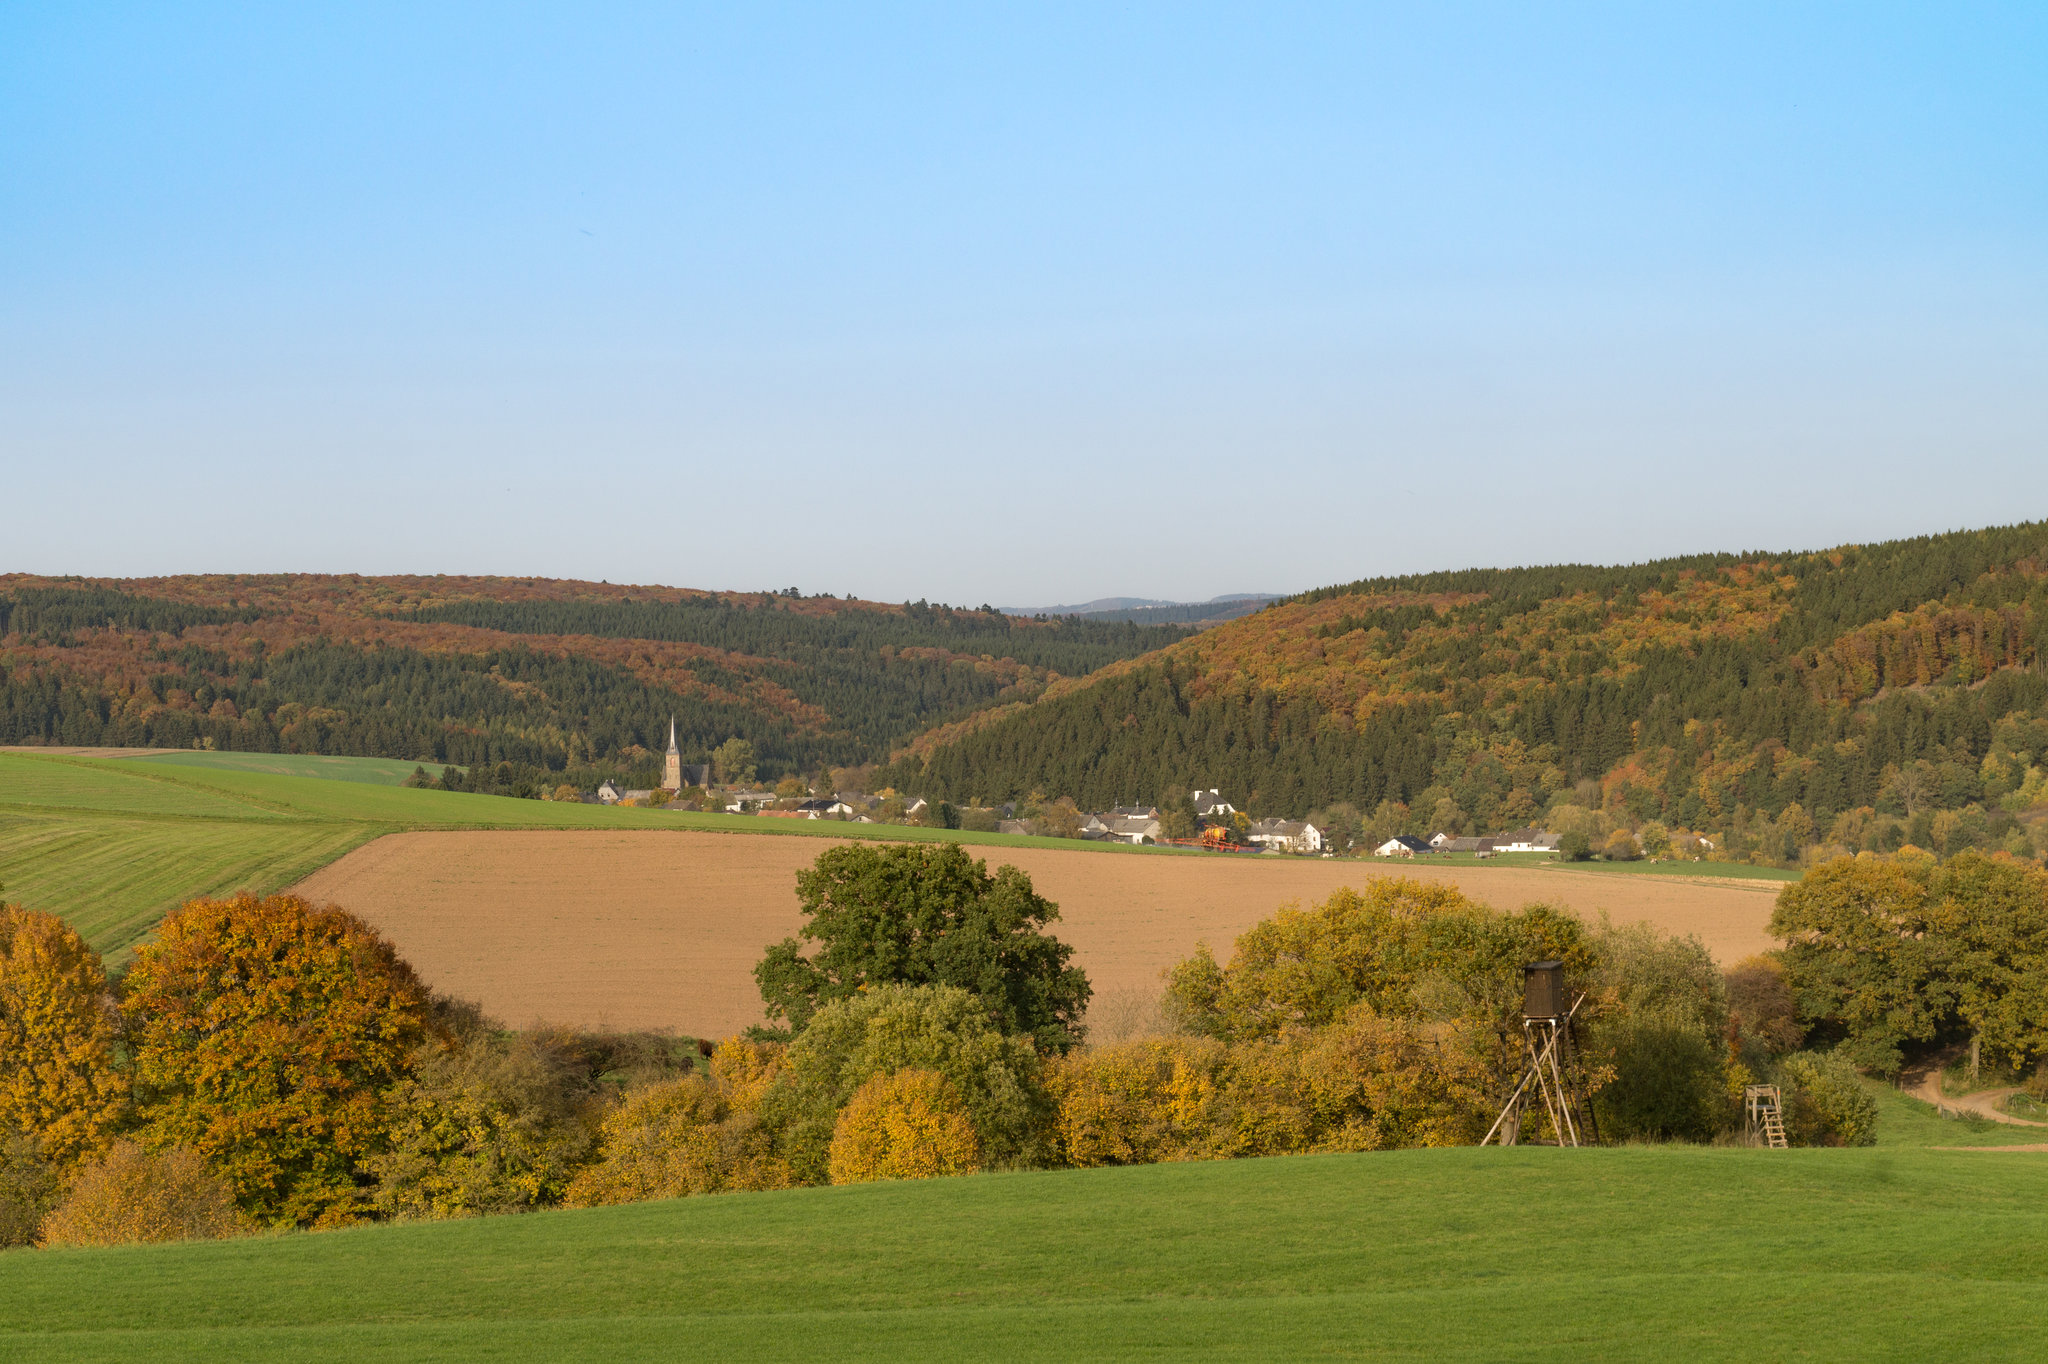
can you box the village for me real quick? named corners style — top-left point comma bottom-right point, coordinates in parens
top-left (568, 727), bottom-right (1568, 858)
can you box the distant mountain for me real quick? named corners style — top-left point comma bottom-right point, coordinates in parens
top-left (883, 523), bottom-right (2048, 861)
top-left (1001, 594), bottom-right (1282, 625)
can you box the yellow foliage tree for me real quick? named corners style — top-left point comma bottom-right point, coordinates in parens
top-left (0, 902), bottom-right (127, 1168)
top-left (709, 1036), bottom-right (785, 1111)
top-left (565, 1040), bottom-right (790, 1207)
top-left (37, 1141), bottom-right (247, 1247)
top-left (827, 1069), bottom-right (980, 1185)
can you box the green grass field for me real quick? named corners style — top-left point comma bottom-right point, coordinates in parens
top-left (123, 750), bottom-right (457, 785)
top-left (4, 1142), bottom-right (2043, 1362)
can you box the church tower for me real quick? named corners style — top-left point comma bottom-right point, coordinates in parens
top-left (662, 716), bottom-right (682, 791)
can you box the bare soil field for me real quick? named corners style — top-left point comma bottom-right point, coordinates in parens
top-left (293, 830), bottom-right (1783, 1038)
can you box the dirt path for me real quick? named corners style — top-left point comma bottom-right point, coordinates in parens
top-left (1902, 1068), bottom-right (2048, 1128)
top-left (293, 828), bottom-right (1783, 1037)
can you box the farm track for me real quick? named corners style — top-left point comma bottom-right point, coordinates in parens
top-left (293, 828), bottom-right (1785, 1038)
top-left (1903, 1068), bottom-right (2048, 1128)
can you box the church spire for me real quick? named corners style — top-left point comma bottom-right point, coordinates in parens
top-left (667, 716), bottom-right (679, 755)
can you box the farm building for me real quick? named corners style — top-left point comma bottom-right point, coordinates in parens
top-left (1247, 819), bottom-right (1324, 854)
top-left (795, 798), bottom-right (855, 819)
top-left (1491, 828), bottom-right (1560, 853)
top-left (1442, 836), bottom-right (1496, 854)
top-left (1101, 814), bottom-right (1161, 845)
top-left (1374, 835), bottom-right (1432, 857)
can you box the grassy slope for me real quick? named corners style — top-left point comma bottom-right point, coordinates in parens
top-left (5, 1145), bottom-right (2045, 1362)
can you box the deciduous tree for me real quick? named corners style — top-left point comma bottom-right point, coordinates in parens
top-left (755, 843), bottom-right (1090, 1051)
top-left (124, 894), bottom-right (432, 1227)
top-left (0, 901), bottom-right (126, 1168)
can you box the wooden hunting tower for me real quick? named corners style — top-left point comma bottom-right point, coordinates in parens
top-left (1523, 960), bottom-right (1567, 1020)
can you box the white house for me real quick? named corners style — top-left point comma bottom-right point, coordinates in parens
top-left (1428, 831), bottom-right (1454, 849)
top-left (795, 798), bottom-right (855, 820)
top-left (596, 780), bottom-right (625, 805)
top-left (1374, 835), bottom-right (1432, 857)
top-left (1491, 828), bottom-right (1560, 853)
top-left (1247, 818), bottom-right (1325, 854)
top-left (1193, 789), bottom-right (1237, 819)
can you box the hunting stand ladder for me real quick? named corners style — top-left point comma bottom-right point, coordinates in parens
top-left (1744, 1084), bottom-right (1789, 1148)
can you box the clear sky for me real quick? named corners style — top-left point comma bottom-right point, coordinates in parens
top-left (4, 3), bottom-right (2043, 604)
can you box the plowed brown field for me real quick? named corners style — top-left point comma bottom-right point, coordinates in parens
top-left (292, 831), bottom-right (1783, 1038)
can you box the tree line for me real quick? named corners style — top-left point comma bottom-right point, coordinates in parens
top-left (15, 842), bottom-right (1957, 1248)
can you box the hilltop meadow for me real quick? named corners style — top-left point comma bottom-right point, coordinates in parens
top-left (7, 1144), bottom-right (2046, 1362)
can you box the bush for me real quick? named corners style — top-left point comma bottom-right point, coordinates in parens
top-left (1048, 1037), bottom-right (1228, 1167)
top-left (1577, 919), bottom-right (1732, 1141)
top-left (1559, 831), bottom-right (1593, 861)
top-left (1591, 1017), bottom-right (1727, 1142)
top-left (1777, 1052), bottom-right (1878, 1147)
top-left (0, 903), bottom-right (126, 1168)
top-left (758, 984), bottom-right (1050, 1184)
top-left (0, 1130), bottom-right (60, 1248)
top-left (1215, 1008), bottom-right (1493, 1156)
top-left (124, 894), bottom-right (432, 1227)
top-left (37, 1141), bottom-right (246, 1247)
top-left (827, 1069), bottom-right (980, 1184)
top-left (369, 1031), bottom-right (599, 1220)
top-left (1050, 1011), bottom-right (1493, 1166)
top-left (1601, 830), bottom-right (1641, 862)
top-left (565, 1040), bottom-right (790, 1206)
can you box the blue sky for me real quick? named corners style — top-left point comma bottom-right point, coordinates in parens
top-left (4, 3), bottom-right (2043, 603)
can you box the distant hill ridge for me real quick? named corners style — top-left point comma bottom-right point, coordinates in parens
top-left (880, 522), bottom-right (2048, 851)
top-left (1000, 594), bottom-right (1281, 625)
top-left (0, 574), bottom-right (1194, 779)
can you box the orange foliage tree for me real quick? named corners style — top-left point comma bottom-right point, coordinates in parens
top-left (124, 894), bottom-right (431, 1227)
top-left (0, 901), bottom-right (127, 1167)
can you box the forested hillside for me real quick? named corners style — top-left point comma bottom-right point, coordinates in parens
top-left (0, 576), bottom-right (1186, 780)
top-left (880, 523), bottom-right (2048, 864)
